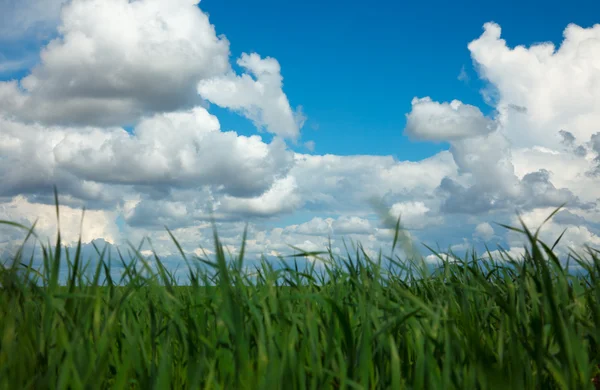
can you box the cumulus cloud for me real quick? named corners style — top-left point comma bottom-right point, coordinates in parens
top-left (3, 9), bottom-right (600, 270)
top-left (132, 20), bottom-right (600, 262)
top-left (405, 97), bottom-right (496, 142)
top-left (389, 201), bottom-right (443, 230)
top-left (219, 176), bottom-right (302, 218)
top-left (511, 147), bottom-right (600, 206)
top-left (587, 132), bottom-right (600, 177)
top-left (519, 169), bottom-right (584, 209)
top-left (468, 22), bottom-right (600, 151)
top-left (405, 22), bottom-right (600, 219)
top-left (474, 222), bottom-right (495, 241)
top-left (505, 207), bottom-right (600, 259)
top-left (198, 53), bottom-right (304, 140)
top-left (482, 247), bottom-right (527, 263)
top-left (293, 217), bottom-right (334, 236)
top-left (434, 129), bottom-right (523, 214)
top-left (55, 108), bottom-right (293, 197)
top-left (558, 130), bottom-right (588, 157)
top-left (559, 129), bottom-right (576, 147)
top-left (0, 0), bottom-right (302, 241)
top-left (0, 195), bottom-right (119, 246)
top-left (0, 107), bottom-right (294, 202)
top-left (0, 116), bottom-right (131, 209)
top-left (290, 151), bottom-right (457, 214)
top-left (332, 216), bottom-right (373, 235)
top-left (0, 0), bottom-right (230, 126)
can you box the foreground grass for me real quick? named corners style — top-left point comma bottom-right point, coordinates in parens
top-left (2, 207), bottom-right (600, 389)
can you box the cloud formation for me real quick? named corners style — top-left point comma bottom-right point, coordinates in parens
top-left (405, 97), bottom-right (495, 142)
top-left (1, 3), bottom-right (599, 269)
top-left (198, 53), bottom-right (304, 140)
top-left (0, 107), bottom-right (294, 205)
top-left (400, 21), bottom-right (600, 259)
top-left (0, 0), bottom-right (230, 126)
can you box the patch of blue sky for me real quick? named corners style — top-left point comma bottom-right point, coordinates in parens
top-left (200, 0), bottom-right (600, 159)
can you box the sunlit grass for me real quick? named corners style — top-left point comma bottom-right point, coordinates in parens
top-left (1, 191), bottom-right (600, 389)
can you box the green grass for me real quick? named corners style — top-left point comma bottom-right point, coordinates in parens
top-left (2, 199), bottom-right (600, 389)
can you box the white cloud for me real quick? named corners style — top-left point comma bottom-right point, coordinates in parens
top-left (405, 22), bottom-right (600, 217)
top-left (57, 108), bottom-right (293, 197)
top-left (198, 53), bottom-right (303, 140)
top-left (450, 238), bottom-right (470, 253)
top-left (0, 195), bottom-right (118, 246)
top-left (332, 216), bottom-right (372, 235)
top-left (448, 130), bottom-right (521, 197)
top-left (474, 222), bottom-right (495, 241)
top-left (483, 247), bottom-right (527, 263)
top-left (468, 22), bottom-right (600, 151)
top-left (504, 207), bottom-right (600, 259)
top-left (219, 175), bottom-right (301, 217)
top-left (294, 217), bottom-right (334, 236)
top-left (0, 116), bottom-right (131, 209)
top-left (0, 107), bottom-right (294, 200)
top-left (0, 0), bottom-right (231, 126)
top-left (389, 201), bottom-right (443, 230)
top-left (405, 97), bottom-right (495, 142)
top-left (292, 240), bottom-right (325, 254)
top-left (290, 151), bottom-right (457, 213)
top-left (3, 13), bottom-right (600, 270)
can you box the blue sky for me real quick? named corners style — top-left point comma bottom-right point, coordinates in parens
top-left (1, 0), bottom-right (600, 271)
top-left (200, 0), bottom-right (600, 158)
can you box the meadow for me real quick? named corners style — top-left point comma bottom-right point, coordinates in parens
top-left (1, 200), bottom-right (600, 389)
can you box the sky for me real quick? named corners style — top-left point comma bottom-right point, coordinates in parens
top-left (1, 0), bottom-right (600, 274)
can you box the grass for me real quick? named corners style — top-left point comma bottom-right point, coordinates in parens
top-left (1, 196), bottom-right (600, 389)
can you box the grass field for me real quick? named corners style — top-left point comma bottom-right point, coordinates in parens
top-left (2, 202), bottom-right (600, 389)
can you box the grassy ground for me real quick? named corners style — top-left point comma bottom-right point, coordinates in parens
top-left (2, 203), bottom-right (600, 389)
